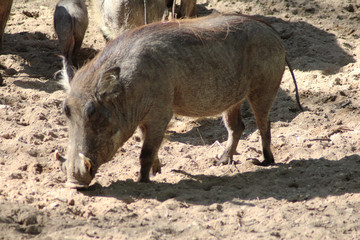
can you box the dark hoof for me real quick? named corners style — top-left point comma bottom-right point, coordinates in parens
top-left (138, 174), bottom-right (151, 183)
top-left (250, 158), bottom-right (274, 166)
top-left (138, 178), bottom-right (151, 183)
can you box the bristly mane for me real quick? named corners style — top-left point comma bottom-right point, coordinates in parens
top-left (66, 13), bottom-right (285, 96)
top-left (93, 13), bottom-right (250, 65)
top-left (58, 55), bottom-right (72, 93)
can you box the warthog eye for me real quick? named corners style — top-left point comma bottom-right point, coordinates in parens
top-left (84, 101), bottom-right (96, 119)
top-left (63, 103), bottom-right (71, 118)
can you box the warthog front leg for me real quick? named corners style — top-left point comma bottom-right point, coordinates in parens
top-left (138, 109), bottom-right (172, 182)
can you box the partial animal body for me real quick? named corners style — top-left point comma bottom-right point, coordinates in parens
top-left (54, 0), bottom-right (88, 66)
top-left (166, 0), bottom-right (197, 18)
top-left (58, 14), bottom-right (298, 188)
top-left (94, 0), bottom-right (166, 41)
top-left (0, 0), bottom-right (13, 51)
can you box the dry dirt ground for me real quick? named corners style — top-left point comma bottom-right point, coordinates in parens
top-left (0, 0), bottom-right (360, 239)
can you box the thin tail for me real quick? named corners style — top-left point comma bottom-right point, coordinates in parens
top-left (286, 56), bottom-right (303, 111)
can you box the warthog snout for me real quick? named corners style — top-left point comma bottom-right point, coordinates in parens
top-left (55, 150), bottom-right (94, 189)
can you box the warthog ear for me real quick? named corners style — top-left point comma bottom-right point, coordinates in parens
top-left (95, 67), bottom-right (122, 99)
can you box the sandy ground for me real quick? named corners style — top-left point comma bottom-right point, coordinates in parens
top-left (0, 0), bottom-right (360, 239)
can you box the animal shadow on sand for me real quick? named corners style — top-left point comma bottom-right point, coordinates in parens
top-left (82, 155), bottom-right (360, 206)
top-left (168, 10), bottom-right (355, 146)
top-left (168, 88), bottom-right (302, 146)
top-left (1, 32), bottom-right (97, 92)
top-left (198, 6), bottom-right (354, 74)
top-left (256, 15), bottom-right (355, 74)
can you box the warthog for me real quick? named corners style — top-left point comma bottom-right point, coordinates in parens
top-left (56, 13), bottom-right (302, 188)
top-left (93, 0), bottom-right (167, 41)
top-left (54, 0), bottom-right (88, 66)
top-left (0, 0), bottom-right (13, 52)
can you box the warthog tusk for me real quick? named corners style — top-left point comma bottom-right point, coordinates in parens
top-left (54, 150), bottom-right (66, 162)
top-left (79, 153), bottom-right (92, 172)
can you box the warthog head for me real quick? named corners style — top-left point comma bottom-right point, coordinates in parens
top-left (56, 57), bottom-right (133, 188)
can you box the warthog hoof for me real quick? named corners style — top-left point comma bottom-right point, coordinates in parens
top-left (250, 158), bottom-right (275, 166)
